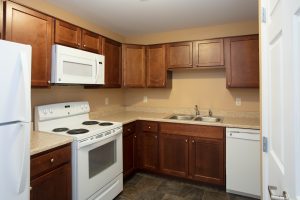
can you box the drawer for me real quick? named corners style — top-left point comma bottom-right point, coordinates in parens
top-left (123, 122), bottom-right (136, 136)
top-left (142, 121), bottom-right (158, 133)
top-left (160, 122), bottom-right (224, 139)
top-left (31, 144), bottom-right (71, 178)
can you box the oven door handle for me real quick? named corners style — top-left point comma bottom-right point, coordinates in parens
top-left (77, 129), bottom-right (122, 149)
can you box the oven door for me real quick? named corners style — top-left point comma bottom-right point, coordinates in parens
top-left (76, 132), bottom-right (122, 200)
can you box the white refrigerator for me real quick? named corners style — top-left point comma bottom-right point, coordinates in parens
top-left (0, 40), bottom-right (32, 200)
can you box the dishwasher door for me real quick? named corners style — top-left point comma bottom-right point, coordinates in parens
top-left (226, 128), bottom-right (260, 199)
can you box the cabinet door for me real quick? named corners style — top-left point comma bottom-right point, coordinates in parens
top-left (225, 35), bottom-right (259, 88)
top-left (81, 29), bottom-right (102, 53)
top-left (146, 44), bottom-right (167, 87)
top-left (166, 42), bottom-right (193, 69)
top-left (159, 133), bottom-right (189, 178)
top-left (141, 131), bottom-right (159, 171)
top-left (123, 133), bottom-right (135, 178)
top-left (30, 164), bottom-right (71, 200)
top-left (103, 38), bottom-right (122, 87)
top-left (193, 39), bottom-right (224, 67)
top-left (189, 137), bottom-right (225, 186)
top-left (54, 19), bottom-right (81, 49)
top-left (122, 44), bottom-right (146, 87)
top-left (4, 1), bottom-right (53, 87)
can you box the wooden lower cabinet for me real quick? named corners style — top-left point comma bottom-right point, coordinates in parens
top-left (123, 122), bottom-right (138, 177)
top-left (30, 144), bottom-right (71, 200)
top-left (159, 133), bottom-right (189, 177)
top-left (30, 164), bottom-right (71, 200)
top-left (141, 131), bottom-right (159, 171)
top-left (189, 137), bottom-right (225, 185)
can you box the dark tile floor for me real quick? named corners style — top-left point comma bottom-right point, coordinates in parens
top-left (115, 173), bottom-right (258, 200)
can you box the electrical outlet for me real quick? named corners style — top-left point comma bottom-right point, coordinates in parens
top-left (143, 96), bottom-right (148, 103)
top-left (105, 97), bottom-right (109, 105)
top-left (236, 97), bottom-right (241, 106)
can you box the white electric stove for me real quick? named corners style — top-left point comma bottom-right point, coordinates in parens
top-left (35, 101), bottom-right (123, 200)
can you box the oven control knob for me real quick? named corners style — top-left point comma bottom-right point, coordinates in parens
top-left (84, 105), bottom-right (88, 110)
top-left (80, 105), bottom-right (84, 110)
top-left (43, 109), bottom-right (48, 115)
top-left (49, 109), bottom-right (53, 114)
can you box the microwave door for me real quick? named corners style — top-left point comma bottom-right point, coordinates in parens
top-left (57, 54), bottom-right (97, 84)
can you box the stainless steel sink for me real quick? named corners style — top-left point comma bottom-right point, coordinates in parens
top-left (167, 114), bottom-right (195, 120)
top-left (193, 116), bottom-right (222, 123)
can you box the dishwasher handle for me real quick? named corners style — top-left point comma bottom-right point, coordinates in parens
top-left (226, 131), bottom-right (260, 141)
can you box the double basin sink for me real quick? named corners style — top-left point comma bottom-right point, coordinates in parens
top-left (167, 114), bottom-right (222, 123)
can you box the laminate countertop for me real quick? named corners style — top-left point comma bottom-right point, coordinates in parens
top-left (30, 131), bottom-right (73, 156)
top-left (91, 111), bottom-right (260, 130)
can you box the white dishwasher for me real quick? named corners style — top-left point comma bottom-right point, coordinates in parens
top-left (226, 128), bottom-right (260, 199)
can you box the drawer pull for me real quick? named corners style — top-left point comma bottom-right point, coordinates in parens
top-left (50, 158), bottom-right (54, 163)
top-left (134, 135), bottom-right (137, 138)
top-left (148, 126), bottom-right (151, 129)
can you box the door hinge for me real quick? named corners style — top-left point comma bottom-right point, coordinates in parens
top-left (263, 136), bottom-right (268, 153)
top-left (262, 7), bottom-right (267, 23)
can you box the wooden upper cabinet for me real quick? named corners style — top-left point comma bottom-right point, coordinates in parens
top-left (82, 29), bottom-right (103, 53)
top-left (122, 44), bottom-right (146, 87)
top-left (225, 35), bottom-right (259, 88)
top-left (166, 42), bottom-right (193, 69)
top-left (146, 44), bottom-right (168, 88)
top-left (103, 38), bottom-right (121, 87)
top-left (54, 19), bottom-right (81, 49)
top-left (4, 1), bottom-right (53, 87)
top-left (193, 39), bottom-right (224, 67)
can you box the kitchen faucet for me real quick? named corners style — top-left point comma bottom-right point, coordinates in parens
top-left (194, 105), bottom-right (200, 116)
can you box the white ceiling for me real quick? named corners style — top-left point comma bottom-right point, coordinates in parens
top-left (45, 0), bottom-right (258, 36)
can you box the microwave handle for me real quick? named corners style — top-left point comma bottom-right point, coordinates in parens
top-left (96, 57), bottom-right (104, 84)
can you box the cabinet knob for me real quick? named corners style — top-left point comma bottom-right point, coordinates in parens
top-left (134, 135), bottom-right (137, 138)
top-left (83, 44), bottom-right (86, 47)
top-left (127, 128), bottom-right (131, 132)
top-left (47, 80), bottom-right (50, 84)
top-left (148, 126), bottom-right (151, 129)
top-left (154, 135), bottom-right (158, 139)
top-left (185, 139), bottom-right (188, 143)
top-left (77, 43), bottom-right (80, 46)
top-left (192, 140), bottom-right (195, 143)
top-left (50, 158), bottom-right (54, 163)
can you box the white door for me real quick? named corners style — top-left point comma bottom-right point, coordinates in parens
top-left (261, 0), bottom-right (300, 199)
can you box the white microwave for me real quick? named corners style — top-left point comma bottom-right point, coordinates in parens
top-left (51, 44), bottom-right (104, 85)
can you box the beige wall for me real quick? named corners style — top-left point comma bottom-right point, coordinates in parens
top-left (11, 0), bottom-right (124, 42)
top-left (125, 70), bottom-right (259, 112)
top-left (125, 20), bottom-right (258, 44)
top-left (32, 87), bottom-right (124, 112)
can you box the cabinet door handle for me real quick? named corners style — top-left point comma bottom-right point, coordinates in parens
top-left (50, 158), bottom-right (54, 163)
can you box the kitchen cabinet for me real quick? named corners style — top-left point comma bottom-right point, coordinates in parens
top-left (54, 19), bottom-right (81, 49)
top-left (103, 38), bottom-right (122, 87)
top-left (81, 29), bottom-right (103, 53)
top-left (55, 19), bottom-right (103, 54)
top-left (122, 44), bottom-right (146, 87)
top-left (225, 35), bottom-right (259, 88)
top-left (3, 1), bottom-right (53, 87)
top-left (193, 39), bottom-right (224, 67)
top-left (123, 122), bottom-right (138, 178)
top-left (159, 133), bottom-right (189, 178)
top-left (166, 42), bottom-right (193, 69)
top-left (146, 44), bottom-right (171, 88)
top-left (189, 137), bottom-right (225, 185)
top-left (30, 144), bottom-right (72, 200)
top-left (140, 121), bottom-right (159, 171)
top-left (159, 122), bottom-right (225, 186)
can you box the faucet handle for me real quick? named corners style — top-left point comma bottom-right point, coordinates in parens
top-left (209, 109), bottom-right (213, 117)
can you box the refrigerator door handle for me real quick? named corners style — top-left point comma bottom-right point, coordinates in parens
top-left (17, 123), bottom-right (28, 194)
top-left (20, 52), bottom-right (31, 118)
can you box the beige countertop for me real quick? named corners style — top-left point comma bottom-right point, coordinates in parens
top-left (30, 131), bottom-right (73, 156)
top-left (91, 111), bottom-right (260, 130)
